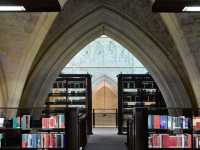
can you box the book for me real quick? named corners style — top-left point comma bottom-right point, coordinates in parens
top-left (49, 116), bottom-right (57, 128)
top-left (0, 118), bottom-right (4, 128)
top-left (21, 115), bottom-right (31, 129)
top-left (160, 116), bottom-right (168, 129)
top-left (153, 115), bottom-right (160, 129)
top-left (148, 115), bottom-right (152, 129)
top-left (194, 134), bottom-right (200, 148)
top-left (168, 116), bottom-right (172, 130)
top-left (12, 116), bottom-right (20, 128)
top-left (58, 114), bottom-right (65, 128)
top-left (0, 134), bottom-right (3, 148)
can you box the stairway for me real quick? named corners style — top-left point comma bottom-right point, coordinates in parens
top-left (85, 128), bottom-right (127, 150)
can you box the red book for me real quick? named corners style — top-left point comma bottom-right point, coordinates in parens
top-left (61, 123), bottom-right (65, 128)
top-left (153, 115), bottom-right (160, 129)
top-left (169, 136), bottom-right (177, 148)
top-left (188, 134), bottom-right (192, 148)
top-left (42, 118), bottom-right (48, 128)
top-left (162, 134), bottom-right (169, 148)
top-left (152, 134), bottom-right (157, 147)
top-left (44, 133), bottom-right (50, 148)
top-left (21, 140), bottom-right (27, 148)
top-left (152, 134), bottom-right (160, 148)
top-left (49, 116), bottom-right (57, 128)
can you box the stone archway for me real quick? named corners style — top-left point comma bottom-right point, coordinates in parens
top-left (20, 7), bottom-right (192, 108)
top-left (0, 62), bottom-right (8, 107)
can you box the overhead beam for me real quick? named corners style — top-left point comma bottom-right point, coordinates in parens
top-left (152, 0), bottom-right (200, 12)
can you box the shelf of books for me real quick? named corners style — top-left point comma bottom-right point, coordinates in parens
top-left (127, 108), bottom-right (200, 150)
top-left (47, 74), bottom-right (92, 134)
top-left (148, 114), bottom-right (192, 149)
top-left (117, 74), bottom-right (165, 134)
top-left (0, 107), bottom-right (87, 150)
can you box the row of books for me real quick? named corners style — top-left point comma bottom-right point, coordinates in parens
top-left (53, 81), bottom-right (86, 89)
top-left (13, 115), bottom-right (31, 129)
top-left (148, 115), bottom-right (190, 130)
top-left (193, 117), bottom-right (200, 130)
top-left (42, 114), bottom-right (65, 129)
top-left (51, 88), bottom-right (66, 94)
top-left (22, 133), bottom-right (64, 148)
top-left (123, 81), bottom-right (155, 88)
top-left (68, 82), bottom-right (85, 88)
top-left (148, 134), bottom-right (192, 148)
top-left (194, 134), bottom-right (200, 148)
top-left (12, 114), bottom-right (65, 129)
top-left (53, 81), bottom-right (66, 88)
top-left (123, 82), bottom-right (135, 89)
top-left (68, 91), bottom-right (86, 94)
top-left (124, 96), bottom-right (157, 102)
top-left (49, 96), bottom-right (66, 103)
top-left (142, 81), bottom-right (154, 89)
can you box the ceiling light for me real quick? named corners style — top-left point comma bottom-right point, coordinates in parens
top-left (183, 6), bottom-right (200, 12)
top-left (0, 0), bottom-right (61, 12)
top-left (0, 6), bottom-right (25, 11)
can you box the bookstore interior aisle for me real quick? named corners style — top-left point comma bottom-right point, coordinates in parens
top-left (85, 128), bottom-right (127, 150)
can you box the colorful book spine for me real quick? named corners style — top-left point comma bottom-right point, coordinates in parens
top-left (160, 116), bottom-right (168, 129)
top-left (12, 116), bottom-right (20, 128)
top-left (148, 115), bottom-right (153, 129)
top-left (153, 115), bottom-right (160, 129)
top-left (148, 115), bottom-right (190, 130)
top-left (0, 134), bottom-right (3, 148)
top-left (42, 114), bottom-right (65, 129)
top-left (13, 115), bottom-right (31, 129)
top-left (193, 117), bottom-right (200, 130)
top-left (148, 134), bottom-right (191, 148)
top-left (59, 114), bottom-right (65, 128)
top-left (22, 133), bottom-right (64, 148)
top-left (21, 115), bottom-right (31, 129)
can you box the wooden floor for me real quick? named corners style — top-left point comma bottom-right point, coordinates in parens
top-left (85, 128), bottom-right (127, 150)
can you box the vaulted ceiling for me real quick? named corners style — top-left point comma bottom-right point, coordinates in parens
top-left (0, 0), bottom-right (199, 108)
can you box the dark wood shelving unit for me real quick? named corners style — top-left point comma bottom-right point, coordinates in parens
top-left (46, 74), bottom-right (92, 135)
top-left (117, 74), bottom-right (165, 134)
top-left (127, 108), bottom-right (200, 150)
top-left (0, 107), bottom-right (88, 150)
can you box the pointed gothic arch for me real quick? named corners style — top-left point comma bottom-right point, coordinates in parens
top-left (20, 7), bottom-right (192, 108)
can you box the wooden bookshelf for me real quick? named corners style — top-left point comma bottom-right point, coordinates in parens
top-left (127, 108), bottom-right (200, 150)
top-left (117, 74), bottom-right (165, 134)
top-left (46, 74), bottom-right (92, 135)
top-left (0, 107), bottom-right (87, 150)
